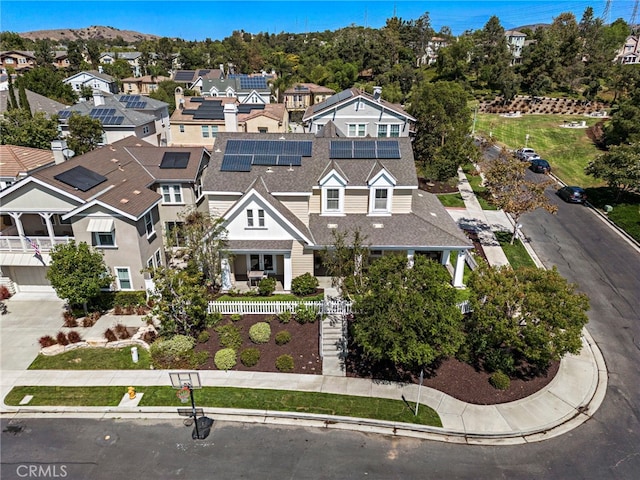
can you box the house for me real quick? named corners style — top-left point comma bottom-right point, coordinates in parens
top-left (505, 30), bottom-right (526, 65)
top-left (173, 68), bottom-right (224, 93)
top-left (0, 144), bottom-right (56, 190)
top-left (417, 36), bottom-right (449, 66)
top-left (201, 75), bottom-right (272, 104)
top-left (121, 75), bottom-right (170, 95)
top-left (99, 52), bottom-right (144, 77)
top-left (302, 87), bottom-right (415, 138)
top-left (63, 70), bottom-right (119, 95)
top-left (283, 83), bottom-right (335, 119)
top-left (615, 35), bottom-right (639, 65)
top-left (170, 88), bottom-right (288, 146)
top-left (0, 136), bottom-right (210, 295)
top-left (201, 130), bottom-right (471, 292)
top-left (52, 51), bottom-right (70, 70)
top-left (0, 88), bottom-right (67, 117)
top-left (57, 90), bottom-right (171, 146)
top-left (0, 51), bottom-right (37, 73)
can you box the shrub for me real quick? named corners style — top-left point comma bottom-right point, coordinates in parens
top-left (230, 313), bottom-right (242, 322)
top-left (275, 330), bottom-right (291, 346)
top-left (190, 351), bottom-right (210, 368)
top-left (82, 311), bottom-right (100, 327)
top-left (277, 310), bottom-right (292, 324)
top-left (63, 311), bottom-right (78, 327)
top-left (489, 371), bottom-right (511, 390)
top-left (104, 328), bottom-right (117, 342)
top-left (240, 347), bottom-right (260, 367)
top-left (67, 331), bottom-right (82, 343)
top-left (295, 303), bottom-right (317, 324)
top-left (149, 335), bottom-right (196, 369)
top-left (197, 330), bottom-right (210, 343)
top-left (56, 331), bottom-right (69, 346)
top-left (275, 354), bottom-right (294, 372)
top-left (291, 273), bottom-right (319, 296)
top-left (114, 291), bottom-right (146, 308)
top-left (258, 276), bottom-right (276, 296)
top-left (206, 311), bottom-right (223, 327)
top-left (0, 285), bottom-right (11, 300)
top-left (143, 331), bottom-right (157, 343)
top-left (39, 335), bottom-right (56, 348)
top-left (214, 348), bottom-right (237, 370)
top-left (215, 323), bottom-right (243, 350)
top-left (249, 322), bottom-right (271, 344)
top-left (114, 323), bottom-right (131, 339)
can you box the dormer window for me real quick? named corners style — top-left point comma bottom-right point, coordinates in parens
top-left (368, 168), bottom-right (396, 215)
top-left (319, 169), bottom-right (347, 215)
top-left (373, 188), bottom-right (389, 211)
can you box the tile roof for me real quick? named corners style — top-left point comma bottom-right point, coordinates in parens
top-left (0, 145), bottom-right (55, 178)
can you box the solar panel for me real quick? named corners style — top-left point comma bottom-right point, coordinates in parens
top-left (54, 165), bottom-right (107, 192)
top-left (237, 104), bottom-right (265, 114)
top-left (252, 155), bottom-right (278, 166)
top-left (126, 101), bottom-right (147, 109)
top-left (353, 141), bottom-right (376, 159)
top-left (221, 155), bottom-right (252, 172)
top-left (191, 97), bottom-right (205, 103)
top-left (119, 95), bottom-right (141, 103)
top-left (239, 76), bottom-right (267, 90)
top-left (57, 110), bottom-right (72, 119)
top-left (160, 152), bottom-right (190, 169)
top-left (312, 89), bottom-right (353, 113)
top-left (225, 140), bottom-right (243, 154)
top-left (376, 140), bottom-right (401, 159)
top-left (330, 141), bottom-right (353, 159)
top-left (278, 155), bottom-right (302, 166)
top-left (174, 70), bottom-right (195, 82)
top-left (89, 108), bottom-right (116, 117)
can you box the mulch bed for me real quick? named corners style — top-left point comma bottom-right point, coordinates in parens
top-left (194, 314), bottom-right (322, 375)
top-left (418, 177), bottom-right (459, 194)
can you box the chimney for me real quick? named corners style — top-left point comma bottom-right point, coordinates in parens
top-left (93, 89), bottom-right (105, 106)
top-left (51, 139), bottom-right (67, 165)
top-left (98, 65), bottom-right (103, 74)
top-left (224, 103), bottom-right (238, 132)
top-left (174, 87), bottom-right (184, 110)
top-left (373, 86), bottom-right (382, 102)
top-left (219, 63), bottom-right (224, 77)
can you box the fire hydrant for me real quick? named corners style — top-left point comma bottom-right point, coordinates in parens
top-left (128, 386), bottom-right (136, 400)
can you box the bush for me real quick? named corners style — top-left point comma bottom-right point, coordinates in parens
top-left (277, 310), bottom-right (292, 324)
top-left (249, 322), bottom-right (271, 344)
top-left (82, 312), bottom-right (100, 327)
top-left (150, 335), bottom-right (196, 369)
top-left (114, 291), bottom-right (146, 308)
top-left (275, 330), bottom-right (291, 345)
top-left (275, 354), bottom-right (294, 372)
top-left (214, 348), bottom-right (237, 370)
top-left (197, 330), bottom-right (210, 343)
top-left (230, 313), bottom-right (242, 322)
top-left (39, 335), bottom-right (56, 348)
top-left (258, 277), bottom-right (276, 296)
top-left (291, 273), bottom-right (319, 296)
top-left (0, 285), bottom-right (11, 300)
top-left (190, 351), bottom-right (210, 368)
top-left (240, 347), bottom-right (260, 367)
top-left (295, 303), bottom-right (317, 324)
top-left (206, 311), bottom-right (223, 327)
top-left (215, 324), bottom-right (243, 350)
top-left (104, 328), bottom-right (117, 342)
top-left (56, 331), bottom-right (69, 346)
top-left (143, 330), bottom-right (157, 343)
top-left (63, 311), bottom-right (78, 327)
top-left (489, 371), bottom-right (511, 390)
top-left (67, 330), bottom-right (82, 343)
top-left (114, 323), bottom-right (131, 339)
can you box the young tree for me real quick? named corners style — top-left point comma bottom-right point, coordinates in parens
top-left (17, 80), bottom-right (31, 116)
top-left (482, 150), bottom-right (557, 244)
top-left (603, 90), bottom-right (640, 146)
top-left (585, 143), bottom-right (640, 200)
top-left (6, 71), bottom-right (18, 111)
top-left (0, 110), bottom-right (59, 149)
top-left (352, 254), bottom-right (464, 369)
top-left (46, 241), bottom-right (114, 315)
top-left (66, 114), bottom-right (104, 155)
top-left (465, 264), bottom-right (589, 374)
top-left (321, 228), bottom-right (369, 298)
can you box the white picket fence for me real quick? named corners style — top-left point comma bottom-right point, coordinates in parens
top-left (208, 299), bottom-right (353, 316)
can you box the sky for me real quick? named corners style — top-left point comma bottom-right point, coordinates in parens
top-left (1, 0), bottom-right (637, 40)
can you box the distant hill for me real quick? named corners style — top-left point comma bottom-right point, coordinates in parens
top-left (512, 24), bottom-right (549, 33)
top-left (19, 25), bottom-right (160, 43)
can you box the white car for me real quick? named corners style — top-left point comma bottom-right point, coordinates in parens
top-left (516, 147), bottom-right (537, 161)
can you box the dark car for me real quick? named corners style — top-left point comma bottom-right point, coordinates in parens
top-left (529, 158), bottom-right (551, 173)
top-left (557, 186), bottom-right (587, 204)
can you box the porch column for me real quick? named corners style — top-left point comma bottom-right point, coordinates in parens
top-left (407, 249), bottom-right (415, 268)
top-left (283, 252), bottom-right (292, 291)
top-left (40, 213), bottom-right (56, 246)
top-left (221, 256), bottom-right (232, 291)
top-left (453, 250), bottom-right (466, 288)
top-left (440, 249), bottom-right (450, 266)
top-left (8, 213), bottom-right (26, 250)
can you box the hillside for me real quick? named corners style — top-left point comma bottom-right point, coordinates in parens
top-left (19, 25), bottom-right (160, 43)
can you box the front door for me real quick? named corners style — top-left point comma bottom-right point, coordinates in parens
top-left (249, 254), bottom-right (275, 274)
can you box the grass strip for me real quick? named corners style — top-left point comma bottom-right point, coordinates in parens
top-left (495, 231), bottom-right (537, 269)
top-left (4, 386), bottom-right (441, 427)
top-left (437, 193), bottom-right (466, 208)
top-left (28, 347), bottom-right (151, 370)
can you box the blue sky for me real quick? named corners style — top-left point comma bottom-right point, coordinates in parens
top-left (1, 1), bottom-right (636, 40)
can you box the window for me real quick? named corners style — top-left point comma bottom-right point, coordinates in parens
top-left (374, 188), bottom-right (389, 211)
top-left (144, 211), bottom-right (155, 237)
top-left (147, 257), bottom-right (154, 269)
top-left (179, 124), bottom-right (185, 133)
top-left (166, 221), bottom-right (185, 247)
top-left (201, 126), bottom-right (209, 138)
top-left (377, 124), bottom-right (401, 137)
top-left (246, 209), bottom-right (254, 227)
top-left (377, 124), bottom-right (388, 137)
top-left (154, 249), bottom-right (162, 266)
top-left (142, 125), bottom-right (150, 135)
top-left (258, 209), bottom-right (265, 227)
top-left (93, 231), bottom-right (115, 247)
top-left (115, 267), bottom-right (132, 290)
top-left (211, 125), bottom-right (218, 138)
top-left (161, 185), bottom-right (182, 203)
top-left (348, 124), bottom-right (367, 137)
top-left (258, 127), bottom-right (268, 133)
top-left (390, 124), bottom-right (400, 137)
top-left (326, 189), bottom-right (340, 211)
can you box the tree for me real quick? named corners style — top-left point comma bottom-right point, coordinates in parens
top-left (17, 80), bottom-right (31, 116)
top-left (85, 39), bottom-right (101, 69)
top-left (603, 90), bottom-right (640, 146)
top-left (66, 114), bottom-right (104, 155)
top-left (46, 241), bottom-right (114, 315)
top-left (0, 110), bottom-right (59, 149)
top-left (33, 38), bottom-right (55, 67)
top-left (65, 40), bottom-right (84, 73)
top-left (6, 71), bottom-right (18, 111)
top-left (471, 16), bottom-right (512, 89)
top-left (482, 150), bottom-right (557, 244)
top-left (146, 266), bottom-right (210, 337)
top-left (409, 81), bottom-right (477, 181)
top-left (20, 67), bottom-right (77, 104)
top-left (465, 264), bottom-right (589, 374)
top-left (352, 254), bottom-right (464, 369)
top-left (321, 228), bottom-right (369, 298)
top-left (585, 143), bottom-right (640, 200)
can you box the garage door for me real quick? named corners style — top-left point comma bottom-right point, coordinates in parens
top-left (10, 266), bottom-right (55, 293)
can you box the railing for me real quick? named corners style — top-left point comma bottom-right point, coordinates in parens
top-left (208, 299), bottom-right (353, 316)
top-left (0, 236), bottom-right (74, 252)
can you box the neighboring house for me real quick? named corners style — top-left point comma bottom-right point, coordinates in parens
top-left (121, 75), bottom-right (169, 95)
top-left (0, 144), bottom-right (56, 190)
top-left (615, 35), bottom-right (639, 65)
top-left (57, 90), bottom-right (171, 146)
top-left (283, 83), bottom-right (335, 115)
top-left (201, 75), bottom-right (272, 104)
top-left (52, 51), bottom-right (70, 70)
top-left (302, 87), bottom-right (415, 138)
top-left (417, 36), bottom-right (449, 66)
top-left (201, 131), bottom-right (471, 292)
top-left (63, 70), bottom-right (119, 95)
top-left (0, 136), bottom-right (210, 294)
top-left (0, 88), bottom-right (67, 117)
top-left (0, 51), bottom-right (36, 72)
top-left (173, 68), bottom-right (224, 93)
top-left (170, 88), bottom-right (288, 146)
top-left (505, 30), bottom-right (526, 65)
top-left (99, 52), bottom-right (143, 77)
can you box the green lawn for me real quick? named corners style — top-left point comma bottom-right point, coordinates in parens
top-left (466, 172), bottom-right (498, 210)
top-left (437, 193), bottom-right (465, 208)
top-left (494, 231), bottom-right (537, 269)
top-left (474, 114), bottom-right (606, 188)
top-left (28, 347), bottom-right (150, 370)
top-left (4, 385), bottom-right (441, 427)
top-left (584, 188), bottom-right (640, 243)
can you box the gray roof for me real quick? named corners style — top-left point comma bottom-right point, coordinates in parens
top-left (201, 77), bottom-right (270, 93)
top-left (227, 240), bottom-right (293, 251)
top-left (0, 88), bottom-right (67, 116)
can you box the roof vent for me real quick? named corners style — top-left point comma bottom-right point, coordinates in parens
top-left (133, 190), bottom-right (141, 195)
top-left (430, 212), bottom-right (437, 217)
top-left (120, 198), bottom-right (129, 204)
top-left (373, 223), bottom-right (384, 229)
top-left (266, 167), bottom-right (273, 173)
top-left (327, 224), bottom-right (338, 229)
top-left (111, 158), bottom-right (118, 163)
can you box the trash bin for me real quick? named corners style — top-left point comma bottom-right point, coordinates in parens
top-left (131, 346), bottom-right (139, 363)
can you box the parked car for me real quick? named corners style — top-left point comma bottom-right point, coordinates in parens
top-left (516, 147), bottom-right (537, 161)
top-left (529, 158), bottom-right (551, 173)
top-left (557, 186), bottom-right (587, 204)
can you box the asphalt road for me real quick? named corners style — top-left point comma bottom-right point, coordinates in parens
top-left (1, 153), bottom-right (638, 479)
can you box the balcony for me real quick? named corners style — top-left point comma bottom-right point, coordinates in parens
top-left (0, 235), bottom-right (74, 253)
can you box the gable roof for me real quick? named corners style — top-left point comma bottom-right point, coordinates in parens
top-left (64, 70), bottom-right (117, 84)
top-left (171, 97), bottom-right (284, 124)
top-left (0, 144), bottom-right (56, 178)
top-left (283, 83), bottom-right (335, 95)
top-left (0, 88), bottom-right (67, 116)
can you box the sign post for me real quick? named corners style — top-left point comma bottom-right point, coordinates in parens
top-left (414, 369), bottom-right (424, 416)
